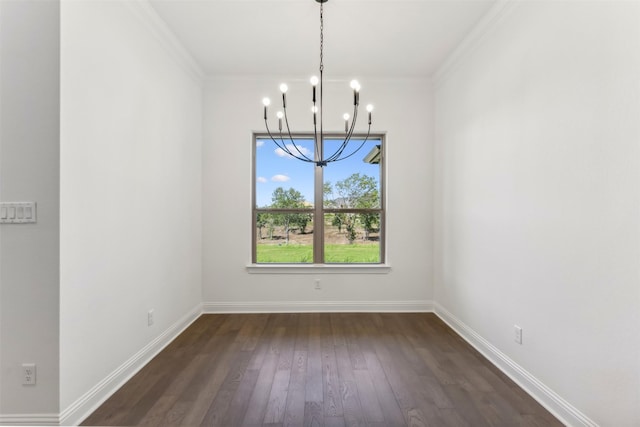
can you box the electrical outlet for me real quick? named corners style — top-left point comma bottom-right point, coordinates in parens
top-left (22, 363), bottom-right (36, 385)
top-left (148, 310), bottom-right (154, 326)
top-left (314, 279), bottom-right (321, 290)
top-left (514, 325), bottom-right (523, 344)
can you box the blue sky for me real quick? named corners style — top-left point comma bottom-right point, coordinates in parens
top-left (255, 137), bottom-right (381, 208)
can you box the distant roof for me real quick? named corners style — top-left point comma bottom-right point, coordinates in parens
top-left (363, 145), bottom-right (381, 164)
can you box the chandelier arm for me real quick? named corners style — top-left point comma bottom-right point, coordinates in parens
top-left (326, 104), bottom-right (359, 162)
top-left (326, 109), bottom-right (367, 163)
top-left (266, 124), bottom-right (297, 158)
top-left (324, 109), bottom-right (356, 163)
top-left (326, 123), bottom-right (372, 164)
top-left (277, 129), bottom-right (316, 163)
top-left (318, 72), bottom-right (324, 165)
top-left (265, 119), bottom-right (313, 163)
top-left (317, 78), bottom-right (324, 164)
top-left (282, 104), bottom-right (315, 162)
top-left (313, 110), bottom-right (322, 165)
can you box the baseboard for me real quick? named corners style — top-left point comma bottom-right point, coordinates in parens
top-left (203, 300), bottom-right (434, 313)
top-left (433, 303), bottom-right (598, 427)
top-left (58, 303), bottom-right (203, 426)
top-left (18, 300), bottom-right (591, 426)
top-left (0, 413), bottom-right (58, 426)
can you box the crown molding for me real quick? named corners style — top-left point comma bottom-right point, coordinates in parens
top-left (432, 0), bottom-right (519, 88)
top-left (205, 74), bottom-right (431, 84)
top-left (123, 0), bottom-right (205, 85)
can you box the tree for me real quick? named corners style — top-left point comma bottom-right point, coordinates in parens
top-left (334, 173), bottom-right (379, 209)
top-left (334, 173), bottom-right (380, 242)
top-left (323, 181), bottom-right (333, 201)
top-left (271, 187), bottom-right (308, 243)
top-left (256, 212), bottom-right (267, 239)
top-left (360, 212), bottom-right (379, 240)
top-left (331, 212), bottom-right (346, 233)
top-left (267, 216), bottom-right (275, 240)
top-left (294, 213), bottom-right (312, 234)
top-left (344, 215), bottom-right (357, 243)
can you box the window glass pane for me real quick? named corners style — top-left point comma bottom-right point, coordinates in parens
top-left (256, 213), bottom-right (314, 263)
top-left (323, 138), bottom-right (381, 209)
top-left (256, 138), bottom-right (315, 208)
top-left (253, 133), bottom-right (383, 265)
top-left (324, 213), bottom-right (381, 263)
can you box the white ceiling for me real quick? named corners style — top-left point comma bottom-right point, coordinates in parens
top-left (149, 0), bottom-right (497, 79)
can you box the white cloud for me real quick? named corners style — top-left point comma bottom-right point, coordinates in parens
top-left (256, 140), bottom-right (265, 148)
top-left (275, 144), bottom-right (312, 158)
top-left (256, 176), bottom-right (267, 183)
top-left (271, 174), bottom-right (290, 182)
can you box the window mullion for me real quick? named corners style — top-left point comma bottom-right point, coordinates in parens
top-left (313, 137), bottom-right (324, 263)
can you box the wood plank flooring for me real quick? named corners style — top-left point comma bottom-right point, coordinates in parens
top-left (82, 313), bottom-right (563, 426)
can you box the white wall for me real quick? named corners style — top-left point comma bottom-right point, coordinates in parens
top-left (203, 77), bottom-right (433, 309)
top-left (60, 0), bottom-right (203, 417)
top-left (0, 0), bottom-right (60, 419)
top-left (434, 1), bottom-right (640, 425)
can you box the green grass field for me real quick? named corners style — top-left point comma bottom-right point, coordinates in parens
top-left (256, 243), bottom-right (380, 263)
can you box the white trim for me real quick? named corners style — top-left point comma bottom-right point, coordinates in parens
top-left (206, 74), bottom-right (431, 84)
top-left (433, 303), bottom-right (599, 427)
top-left (246, 264), bottom-right (391, 274)
top-left (0, 414), bottom-right (58, 426)
top-left (59, 304), bottom-right (203, 427)
top-left (432, 0), bottom-right (519, 88)
top-left (203, 300), bottom-right (433, 313)
top-left (123, 0), bottom-right (204, 85)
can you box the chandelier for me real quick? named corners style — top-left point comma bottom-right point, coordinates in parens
top-left (261, 0), bottom-right (373, 167)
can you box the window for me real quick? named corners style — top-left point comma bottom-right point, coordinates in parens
top-left (253, 133), bottom-right (385, 264)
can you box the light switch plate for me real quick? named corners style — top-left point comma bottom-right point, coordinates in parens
top-left (0, 202), bottom-right (37, 224)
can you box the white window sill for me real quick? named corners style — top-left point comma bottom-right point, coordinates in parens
top-left (246, 264), bottom-right (391, 274)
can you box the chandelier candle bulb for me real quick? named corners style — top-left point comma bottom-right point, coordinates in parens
top-left (350, 80), bottom-right (360, 106)
top-left (262, 97), bottom-right (270, 120)
top-left (343, 113), bottom-right (349, 132)
top-left (311, 76), bottom-right (318, 103)
top-left (277, 111), bottom-right (284, 131)
top-left (279, 83), bottom-right (288, 108)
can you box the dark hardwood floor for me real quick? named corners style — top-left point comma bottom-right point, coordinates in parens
top-left (82, 313), bottom-right (563, 426)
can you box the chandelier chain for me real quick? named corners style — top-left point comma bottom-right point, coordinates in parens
top-left (319, 2), bottom-right (324, 73)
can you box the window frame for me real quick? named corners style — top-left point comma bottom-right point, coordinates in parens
top-left (252, 132), bottom-right (386, 265)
